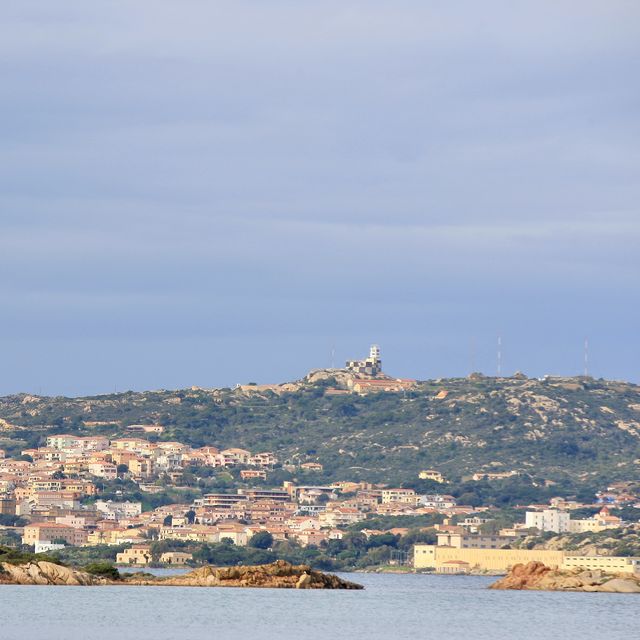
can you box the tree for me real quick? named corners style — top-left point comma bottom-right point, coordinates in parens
top-left (163, 515), bottom-right (173, 527)
top-left (144, 527), bottom-right (159, 541)
top-left (51, 538), bottom-right (68, 546)
top-left (84, 562), bottom-right (120, 580)
top-left (366, 533), bottom-right (399, 549)
top-left (249, 531), bottom-right (274, 549)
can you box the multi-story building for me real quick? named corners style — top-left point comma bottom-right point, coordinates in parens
top-left (414, 544), bottom-right (564, 573)
top-left (238, 489), bottom-right (290, 502)
top-left (381, 488), bottom-right (418, 505)
top-left (128, 457), bottom-right (154, 479)
top-left (249, 452), bottom-right (277, 468)
top-left (218, 448), bottom-right (251, 466)
top-left (436, 532), bottom-right (516, 549)
top-left (46, 435), bottom-right (79, 450)
top-left (420, 494), bottom-right (457, 509)
top-left (319, 507), bottom-right (365, 528)
top-left (22, 523), bottom-right (88, 547)
top-left (568, 507), bottom-right (623, 533)
top-left (110, 438), bottom-right (155, 454)
top-left (87, 461), bottom-right (117, 480)
top-left (525, 509), bottom-right (570, 533)
top-left (116, 545), bottom-right (152, 565)
top-left (240, 469), bottom-right (267, 480)
top-left (95, 500), bottom-right (142, 520)
top-left (418, 470), bottom-right (445, 483)
top-left (0, 495), bottom-right (16, 515)
top-left (197, 493), bottom-right (248, 510)
top-left (562, 556), bottom-right (640, 574)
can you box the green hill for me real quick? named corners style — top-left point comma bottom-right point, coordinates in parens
top-left (2, 374), bottom-right (639, 499)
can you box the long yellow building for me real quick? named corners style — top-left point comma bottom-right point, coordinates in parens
top-left (414, 545), bottom-right (640, 575)
top-left (415, 545), bottom-right (563, 573)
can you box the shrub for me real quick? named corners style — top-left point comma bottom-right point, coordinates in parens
top-left (84, 562), bottom-right (120, 580)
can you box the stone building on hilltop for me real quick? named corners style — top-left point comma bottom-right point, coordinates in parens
top-left (346, 344), bottom-right (382, 377)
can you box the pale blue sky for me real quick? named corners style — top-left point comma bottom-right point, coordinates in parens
top-left (1, 1), bottom-right (639, 395)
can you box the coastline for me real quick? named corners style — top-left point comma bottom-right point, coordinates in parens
top-left (1, 559), bottom-right (363, 589)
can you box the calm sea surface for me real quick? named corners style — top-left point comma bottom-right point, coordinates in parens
top-left (1, 572), bottom-right (638, 640)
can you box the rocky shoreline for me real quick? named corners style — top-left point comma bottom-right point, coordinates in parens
top-left (489, 561), bottom-right (640, 593)
top-left (0, 559), bottom-right (363, 589)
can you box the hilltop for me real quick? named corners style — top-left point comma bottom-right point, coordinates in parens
top-left (1, 373), bottom-right (640, 498)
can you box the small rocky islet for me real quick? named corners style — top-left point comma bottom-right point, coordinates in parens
top-left (0, 559), bottom-right (363, 589)
top-left (489, 561), bottom-right (640, 593)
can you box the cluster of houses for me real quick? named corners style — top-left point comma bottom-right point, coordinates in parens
top-left (12, 434), bottom-right (278, 483)
top-left (419, 482), bottom-right (640, 574)
top-left (2, 437), bottom-right (639, 568)
top-left (8, 475), bottom-right (469, 557)
top-left (0, 436), bottom-right (279, 518)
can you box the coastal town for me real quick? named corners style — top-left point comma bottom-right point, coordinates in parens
top-left (2, 6), bottom-right (638, 640)
top-left (1, 347), bottom-right (639, 575)
top-left (1, 425), bottom-right (639, 574)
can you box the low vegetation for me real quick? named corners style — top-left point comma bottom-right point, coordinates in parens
top-left (2, 375), bottom-right (639, 496)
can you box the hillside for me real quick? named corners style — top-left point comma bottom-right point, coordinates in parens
top-left (1, 374), bottom-right (640, 496)
top-left (513, 527), bottom-right (640, 557)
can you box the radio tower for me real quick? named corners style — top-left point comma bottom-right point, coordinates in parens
top-left (497, 335), bottom-right (502, 377)
top-left (584, 338), bottom-right (589, 377)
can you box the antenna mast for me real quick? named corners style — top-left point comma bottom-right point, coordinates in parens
top-left (584, 338), bottom-right (589, 377)
top-left (497, 335), bottom-right (502, 377)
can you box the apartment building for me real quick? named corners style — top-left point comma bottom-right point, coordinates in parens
top-left (436, 532), bottom-right (515, 549)
top-left (22, 523), bottom-right (88, 546)
top-left (381, 488), bottom-right (418, 505)
top-left (525, 509), bottom-right (570, 533)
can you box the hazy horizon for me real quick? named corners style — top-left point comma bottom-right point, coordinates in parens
top-left (1, 2), bottom-right (639, 396)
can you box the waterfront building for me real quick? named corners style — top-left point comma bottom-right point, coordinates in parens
top-left (561, 556), bottom-right (640, 574)
top-left (414, 544), bottom-right (564, 572)
top-left (436, 532), bottom-right (516, 549)
top-left (159, 551), bottom-right (192, 565)
top-left (116, 545), bottom-right (152, 565)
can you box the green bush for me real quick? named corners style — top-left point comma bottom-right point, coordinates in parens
top-left (84, 562), bottom-right (120, 580)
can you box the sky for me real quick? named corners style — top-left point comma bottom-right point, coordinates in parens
top-left (1, 1), bottom-right (639, 396)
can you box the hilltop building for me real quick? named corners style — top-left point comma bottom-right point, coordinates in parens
top-left (418, 470), bottom-right (445, 483)
top-left (346, 345), bottom-right (382, 377)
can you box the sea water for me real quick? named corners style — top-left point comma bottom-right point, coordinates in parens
top-left (0, 573), bottom-right (637, 640)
